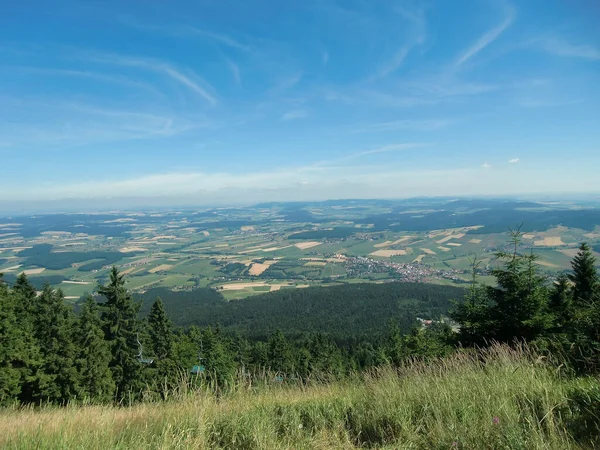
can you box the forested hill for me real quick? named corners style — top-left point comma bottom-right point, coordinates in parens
top-left (135, 283), bottom-right (464, 340)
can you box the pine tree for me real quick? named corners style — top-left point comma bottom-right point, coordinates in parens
top-left (148, 298), bottom-right (173, 360)
top-left (569, 243), bottom-right (599, 307)
top-left (268, 329), bottom-right (293, 375)
top-left (32, 285), bottom-right (80, 404)
top-left (0, 280), bottom-right (25, 404)
top-left (548, 274), bottom-right (574, 332)
top-left (98, 267), bottom-right (143, 401)
top-left (201, 327), bottom-right (236, 389)
top-left (452, 230), bottom-right (553, 345)
top-left (76, 297), bottom-right (115, 403)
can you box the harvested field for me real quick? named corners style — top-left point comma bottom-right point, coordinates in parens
top-left (535, 260), bottom-right (559, 268)
top-left (421, 248), bottom-right (436, 255)
top-left (438, 246), bottom-right (451, 252)
top-left (119, 247), bottom-right (148, 253)
top-left (0, 265), bottom-right (22, 271)
top-left (62, 281), bottom-right (91, 285)
top-left (249, 260), bottom-right (278, 275)
top-left (374, 236), bottom-right (413, 248)
top-left (215, 244), bottom-right (229, 248)
top-left (523, 234), bottom-right (536, 239)
top-left (64, 296), bottom-right (80, 300)
top-left (270, 285), bottom-right (281, 292)
top-left (21, 267), bottom-right (46, 275)
top-left (219, 282), bottom-right (267, 290)
top-left (534, 237), bottom-right (565, 246)
top-left (413, 254), bottom-right (425, 263)
top-left (374, 240), bottom-right (392, 248)
top-left (149, 264), bottom-right (173, 273)
top-left (559, 248), bottom-right (583, 258)
top-left (294, 241), bottom-right (322, 250)
top-left (241, 226), bottom-right (255, 231)
top-left (151, 235), bottom-right (176, 240)
top-left (370, 249), bottom-right (407, 257)
top-left (447, 243), bottom-right (462, 247)
top-left (202, 231), bottom-right (210, 236)
top-left (436, 233), bottom-right (466, 244)
top-left (469, 239), bottom-right (482, 244)
top-left (304, 261), bottom-right (327, 266)
top-left (584, 233), bottom-right (600, 239)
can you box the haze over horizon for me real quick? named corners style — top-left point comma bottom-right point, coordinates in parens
top-left (1, 0), bottom-right (599, 210)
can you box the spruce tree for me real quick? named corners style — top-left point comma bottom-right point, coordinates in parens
top-left (32, 285), bottom-right (80, 404)
top-left (148, 297), bottom-right (173, 360)
top-left (452, 230), bottom-right (553, 345)
top-left (548, 274), bottom-right (574, 332)
top-left (98, 267), bottom-right (143, 401)
top-left (568, 243), bottom-right (599, 307)
top-left (76, 297), bottom-right (115, 403)
top-left (0, 280), bottom-right (25, 403)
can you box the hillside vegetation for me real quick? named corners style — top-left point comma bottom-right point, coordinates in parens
top-left (135, 282), bottom-right (464, 338)
top-left (1, 345), bottom-right (599, 449)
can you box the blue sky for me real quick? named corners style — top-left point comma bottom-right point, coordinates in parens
top-left (0, 0), bottom-right (599, 209)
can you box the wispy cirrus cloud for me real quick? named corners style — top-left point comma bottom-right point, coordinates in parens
top-left (369, 4), bottom-right (427, 81)
top-left (508, 158), bottom-right (520, 163)
top-left (315, 143), bottom-right (431, 166)
top-left (226, 59), bottom-right (242, 86)
top-left (281, 110), bottom-right (308, 121)
top-left (533, 36), bottom-right (600, 60)
top-left (357, 119), bottom-right (451, 132)
top-left (453, 3), bottom-right (515, 68)
top-left (81, 52), bottom-right (218, 105)
top-left (119, 17), bottom-right (253, 53)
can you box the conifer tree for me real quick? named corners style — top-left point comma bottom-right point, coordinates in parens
top-left (98, 267), bottom-right (143, 400)
top-left (268, 329), bottom-right (293, 374)
top-left (32, 285), bottom-right (80, 404)
top-left (0, 280), bottom-right (26, 403)
top-left (148, 297), bottom-right (173, 360)
top-left (201, 327), bottom-right (236, 389)
top-left (76, 297), bottom-right (115, 403)
top-left (548, 274), bottom-right (574, 332)
top-left (452, 230), bottom-right (553, 345)
top-left (569, 243), bottom-right (599, 307)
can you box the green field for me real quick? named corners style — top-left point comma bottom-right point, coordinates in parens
top-left (2, 199), bottom-right (600, 299)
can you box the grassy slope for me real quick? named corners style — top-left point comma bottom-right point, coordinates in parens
top-left (2, 345), bottom-right (598, 449)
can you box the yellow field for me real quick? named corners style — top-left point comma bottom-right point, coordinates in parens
top-left (248, 260), bottom-right (278, 275)
top-left (21, 267), bottom-right (46, 275)
top-left (214, 244), bottom-right (229, 248)
top-left (294, 241), bottom-right (322, 250)
top-left (119, 246), bottom-right (148, 253)
top-left (202, 230), bottom-right (210, 236)
top-left (438, 246), bottom-right (451, 252)
top-left (469, 239), bottom-right (482, 244)
top-left (413, 254), bottom-right (425, 263)
top-left (523, 234), bottom-right (536, 239)
top-left (304, 261), bottom-right (327, 266)
top-left (370, 249), bottom-right (407, 257)
top-left (62, 281), bottom-right (92, 285)
top-left (241, 226), bottom-right (255, 231)
top-left (421, 248), bottom-right (436, 255)
top-left (0, 264), bottom-right (22, 271)
top-left (374, 236), bottom-right (413, 248)
top-left (447, 243), bottom-right (462, 247)
top-left (534, 237), bottom-right (565, 246)
top-left (148, 264), bottom-right (173, 273)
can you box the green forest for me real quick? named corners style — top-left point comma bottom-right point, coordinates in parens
top-left (1, 231), bottom-right (599, 408)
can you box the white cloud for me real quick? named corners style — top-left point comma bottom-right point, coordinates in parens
top-left (82, 53), bottom-right (218, 105)
top-left (533, 36), bottom-right (600, 60)
top-left (359, 119), bottom-right (450, 132)
top-left (482, 162), bottom-right (492, 169)
top-left (281, 110), bottom-right (308, 121)
top-left (453, 3), bottom-right (514, 68)
top-left (508, 158), bottom-right (520, 164)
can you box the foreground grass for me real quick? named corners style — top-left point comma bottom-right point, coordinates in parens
top-left (2, 345), bottom-right (599, 449)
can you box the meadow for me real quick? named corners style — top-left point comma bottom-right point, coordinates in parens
top-left (1, 345), bottom-right (598, 449)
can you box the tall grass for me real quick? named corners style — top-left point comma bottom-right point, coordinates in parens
top-left (1, 344), bottom-right (598, 449)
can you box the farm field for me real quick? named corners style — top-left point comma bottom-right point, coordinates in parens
top-left (1, 198), bottom-right (600, 300)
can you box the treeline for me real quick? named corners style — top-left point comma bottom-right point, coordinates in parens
top-left (0, 268), bottom-right (455, 405)
top-left (1, 230), bottom-right (599, 406)
top-left (135, 283), bottom-right (463, 340)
